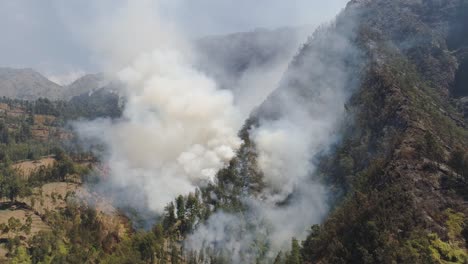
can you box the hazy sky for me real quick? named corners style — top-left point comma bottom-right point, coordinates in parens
top-left (0, 0), bottom-right (348, 83)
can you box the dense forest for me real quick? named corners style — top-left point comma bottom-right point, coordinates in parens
top-left (0, 0), bottom-right (467, 263)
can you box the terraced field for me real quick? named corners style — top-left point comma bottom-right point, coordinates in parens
top-left (12, 157), bottom-right (56, 180)
top-left (0, 207), bottom-right (51, 260)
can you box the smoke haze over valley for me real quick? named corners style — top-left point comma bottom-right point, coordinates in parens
top-left (0, 0), bottom-right (467, 263)
top-left (63, 0), bottom-right (359, 261)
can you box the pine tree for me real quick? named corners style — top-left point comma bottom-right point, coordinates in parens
top-left (176, 195), bottom-right (186, 221)
top-left (163, 202), bottom-right (176, 230)
top-left (287, 238), bottom-right (302, 264)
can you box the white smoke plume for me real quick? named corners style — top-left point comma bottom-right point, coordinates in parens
top-left (76, 49), bottom-right (243, 212)
top-left (72, 0), bottom-right (317, 215)
top-left (68, 0), bottom-right (360, 262)
top-left (70, 0), bottom-right (245, 213)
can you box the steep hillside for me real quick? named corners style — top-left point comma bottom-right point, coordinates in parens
top-left (1, 1), bottom-right (467, 263)
top-left (195, 26), bottom-right (311, 91)
top-left (121, 1), bottom-right (467, 262)
top-left (178, 0), bottom-right (468, 262)
top-left (0, 68), bottom-right (63, 100)
top-left (63, 73), bottom-right (108, 100)
top-left (0, 97), bottom-right (129, 263)
top-left (68, 87), bottom-right (122, 119)
top-left (289, 0), bottom-right (468, 263)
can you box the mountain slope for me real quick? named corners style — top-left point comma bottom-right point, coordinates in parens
top-left (162, 1), bottom-right (468, 263)
top-left (1, 1), bottom-right (467, 262)
top-left (288, 0), bottom-right (468, 263)
top-left (63, 73), bottom-right (108, 99)
top-left (195, 26), bottom-right (311, 92)
top-left (186, 0), bottom-right (468, 262)
top-left (0, 68), bottom-right (63, 100)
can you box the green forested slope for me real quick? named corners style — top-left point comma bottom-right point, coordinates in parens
top-left (297, 0), bottom-right (468, 263)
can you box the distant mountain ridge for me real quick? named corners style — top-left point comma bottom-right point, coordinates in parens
top-left (0, 67), bottom-right (109, 101)
top-left (0, 67), bottom-right (63, 100)
top-left (195, 26), bottom-right (312, 91)
top-left (0, 26), bottom-right (309, 101)
top-left (63, 73), bottom-right (108, 99)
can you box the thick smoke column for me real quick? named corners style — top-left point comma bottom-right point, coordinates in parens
top-left (69, 0), bottom-right (359, 262)
top-left (73, 0), bottom-right (246, 213)
top-left (77, 49), bottom-right (243, 212)
top-left (72, 0), bottom-right (314, 214)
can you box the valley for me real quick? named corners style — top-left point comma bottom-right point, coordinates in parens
top-left (0, 0), bottom-right (467, 263)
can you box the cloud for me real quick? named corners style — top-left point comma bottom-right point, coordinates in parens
top-left (0, 0), bottom-right (94, 74)
top-left (159, 0), bottom-right (348, 36)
